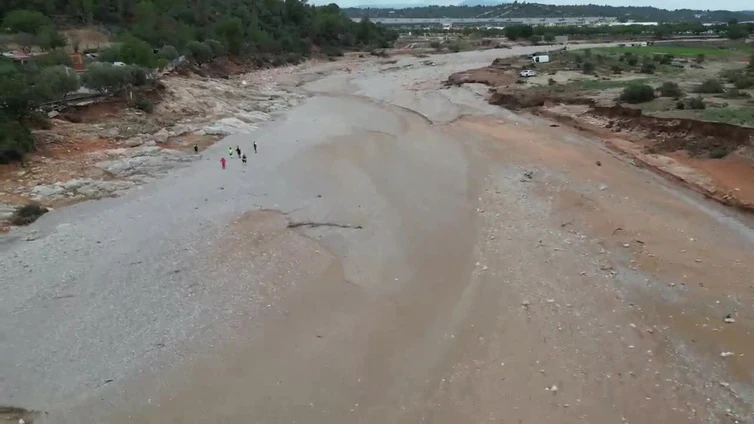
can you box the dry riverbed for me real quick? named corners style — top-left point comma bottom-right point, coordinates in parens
top-left (2, 45), bottom-right (754, 424)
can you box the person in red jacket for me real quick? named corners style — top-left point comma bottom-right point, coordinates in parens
top-left (220, 156), bottom-right (226, 170)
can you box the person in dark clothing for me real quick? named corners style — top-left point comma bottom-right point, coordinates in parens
top-left (235, 146), bottom-right (241, 157)
top-left (241, 154), bottom-right (247, 164)
top-left (193, 144), bottom-right (198, 153)
top-left (253, 141), bottom-right (258, 154)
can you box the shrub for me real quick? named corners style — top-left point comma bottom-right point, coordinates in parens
top-left (529, 35), bottom-right (542, 45)
top-left (34, 50), bottom-right (73, 67)
top-left (185, 41), bottom-right (213, 64)
top-left (543, 34), bottom-right (555, 42)
top-left (2, 10), bottom-right (51, 34)
top-left (157, 45), bottom-right (179, 61)
top-left (205, 39), bottom-right (226, 57)
top-left (626, 56), bottom-right (638, 66)
top-left (0, 118), bottom-right (34, 163)
top-left (582, 61), bottom-right (595, 74)
top-left (322, 45), bottom-right (344, 57)
top-left (429, 41), bottom-right (441, 50)
top-left (619, 84), bottom-right (655, 104)
top-left (134, 97), bottom-right (154, 113)
top-left (687, 96), bottom-right (706, 109)
top-left (97, 46), bottom-right (122, 63)
top-left (583, 48), bottom-right (591, 57)
top-left (81, 63), bottom-right (131, 94)
top-left (733, 76), bottom-right (754, 89)
top-left (548, 77), bottom-right (556, 85)
top-left (659, 54), bottom-right (673, 65)
top-left (695, 78), bottom-right (724, 94)
top-left (9, 203), bottom-right (48, 226)
top-left (676, 101), bottom-right (685, 110)
top-left (573, 54), bottom-right (583, 64)
top-left (27, 111), bottom-right (52, 129)
top-left (695, 53), bottom-right (705, 63)
top-left (724, 87), bottom-right (751, 98)
top-left (640, 62), bottom-right (656, 74)
top-left (611, 65), bottom-right (623, 74)
top-left (118, 34), bottom-right (157, 68)
top-left (658, 81), bottom-right (683, 98)
top-left (125, 65), bottom-right (151, 87)
top-left (709, 147), bottom-right (728, 159)
top-left (33, 65), bottom-right (80, 101)
top-left (448, 43), bottom-right (461, 53)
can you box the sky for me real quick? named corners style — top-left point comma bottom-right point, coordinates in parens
top-left (317, 0), bottom-right (751, 11)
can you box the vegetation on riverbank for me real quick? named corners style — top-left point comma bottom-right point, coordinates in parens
top-left (0, 1), bottom-right (398, 163)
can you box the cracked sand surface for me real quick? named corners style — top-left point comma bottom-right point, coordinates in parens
top-left (1, 46), bottom-right (753, 423)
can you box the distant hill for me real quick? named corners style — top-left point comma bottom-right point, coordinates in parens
top-left (344, 3), bottom-right (754, 23)
top-left (458, 0), bottom-right (508, 6)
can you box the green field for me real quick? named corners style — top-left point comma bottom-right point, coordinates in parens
top-left (595, 45), bottom-right (735, 57)
top-left (699, 107), bottom-right (754, 127)
top-left (578, 78), bottom-right (651, 89)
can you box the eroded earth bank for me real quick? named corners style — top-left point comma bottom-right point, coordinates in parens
top-left (2, 46), bottom-right (754, 423)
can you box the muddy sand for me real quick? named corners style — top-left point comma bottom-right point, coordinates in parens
top-left (1, 45), bottom-right (754, 423)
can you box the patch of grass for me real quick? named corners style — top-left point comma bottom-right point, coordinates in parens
top-left (579, 78), bottom-right (650, 90)
top-left (596, 46), bottom-right (732, 57)
top-left (699, 108), bottom-right (754, 127)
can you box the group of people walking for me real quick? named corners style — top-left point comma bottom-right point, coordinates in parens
top-left (218, 142), bottom-right (257, 170)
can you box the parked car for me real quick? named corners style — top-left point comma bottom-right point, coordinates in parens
top-left (520, 69), bottom-right (537, 77)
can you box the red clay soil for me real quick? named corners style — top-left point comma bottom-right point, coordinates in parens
top-left (590, 105), bottom-right (754, 156)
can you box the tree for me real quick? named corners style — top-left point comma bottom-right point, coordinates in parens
top-left (213, 17), bottom-right (244, 55)
top-left (205, 39), bottom-right (226, 58)
top-left (2, 9), bottom-right (51, 34)
top-left (118, 34), bottom-right (157, 68)
top-left (726, 24), bottom-right (749, 40)
top-left (185, 41), bottom-right (213, 64)
top-left (694, 78), bottom-right (724, 93)
top-left (81, 63), bottom-right (131, 94)
top-left (34, 65), bottom-right (80, 102)
top-left (157, 45), bottom-right (179, 61)
top-left (37, 26), bottom-right (67, 50)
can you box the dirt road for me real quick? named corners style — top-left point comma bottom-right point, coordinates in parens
top-left (2, 46), bottom-right (753, 423)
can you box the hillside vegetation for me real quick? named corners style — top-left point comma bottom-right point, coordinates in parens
top-left (0, 0), bottom-right (397, 163)
top-left (345, 2), bottom-right (754, 22)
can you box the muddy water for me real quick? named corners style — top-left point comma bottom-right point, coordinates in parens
top-left (4, 45), bottom-right (754, 424)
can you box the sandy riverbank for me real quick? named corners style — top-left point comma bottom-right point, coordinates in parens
top-left (2, 45), bottom-right (753, 423)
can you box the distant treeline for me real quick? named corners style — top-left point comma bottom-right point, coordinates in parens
top-left (345, 2), bottom-right (754, 23)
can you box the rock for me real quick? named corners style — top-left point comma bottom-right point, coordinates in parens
top-left (101, 127), bottom-right (120, 139)
top-left (720, 351), bottom-right (735, 358)
top-left (595, 160), bottom-right (602, 166)
top-left (97, 147), bottom-right (193, 177)
top-left (30, 184), bottom-right (66, 201)
top-left (599, 184), bottom-right (608, 191)
top-left (61, 178), bottom-right (94, 191)
top-left (724, 314), bottom-right (736, 324)
top-left (203, 117), bottom-right (258, 136)
top-left (152, 128), bottom-right (170, 143)
top-left (0, 203), bottom-right (15, 220)
top-left (123, 136), bottom-right (146, 147)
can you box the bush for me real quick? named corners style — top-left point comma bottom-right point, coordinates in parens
top-left (709, 147), bottom-right (728, 159)
top-left (118, 34), bottom-right (157, 68)
top-left (626, 56), bottom-right (638, 66)
top-left (205, 39), bottom-right (226, 57)
top-left (125, 65), bottom-right (151, 87)
top-left (543, 34), bottom-right (555, 42)
top-left (0, 118), bottom-right (34, 164)
top-left (548, 77), bottom-right (556, 85)
top-left (134, 97), bottom-right (154, 113)
top-left (619, 84), bottom-right (655, 104)
top-left (659, 54), bottom-right (673, 65)
top-left (429, 41), bottom-right (441, 50)
top-left (529, 35), bottom-right (542, 45)
top-left (9, 203), bottom-right (48, 226)
top-left (322, 46), bottom-right (344, 57)
top-left (185, 41), bottom-right (213, 64)
top-left (2, 10), bottom-right (51, 34)
top-left (448, 43), bottom-right (461, 53)
top-left (81, 63), bottom-right (131, 94)
top-left (611, 65), bottom-right (623, 74)
top-left (34, 65), bottom-right (80, 102)
top-left (676, 101), bottom-right (685, 110)
top-left (695, 78), bottom-right (724, 93)
top-left (724, 87), bottom-right (751, 98)
top-left (37, 26), bottom-right (67, 51)
top-left (658, 81), bottom-right (682, 98)
top-left (695, 53), bottom-right (705, 63)
top-left (34, 50), bottom-right (73, 67)
top-left (733, 76), bottom-right (754, 89)
top-left (97, 46), bottom-right (122, 63)
top-left (582, 61), bottom-right (595, 74)
top-left (157, 45), bottom-right (179, 61)
top-left (583, 48), bottom-right (591, 57)
top-left (640, 62), bottom-right (656, 74)
top-left (687, 96), bottom-right (706, 109)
